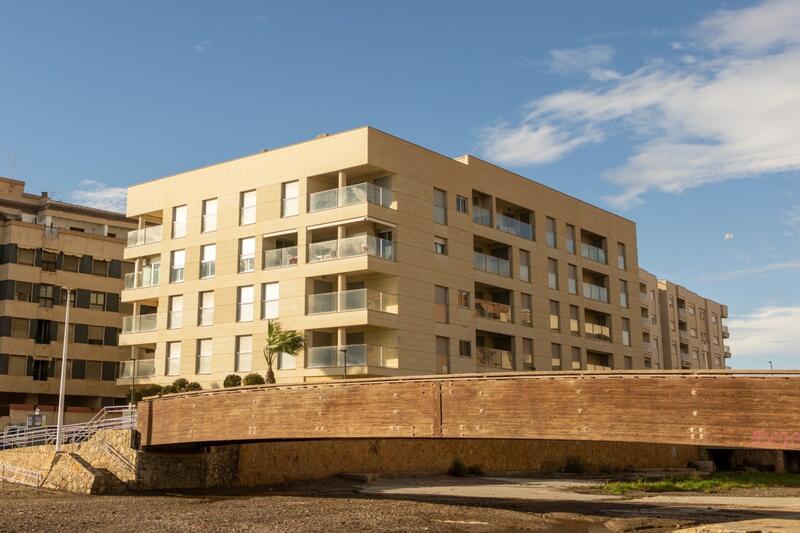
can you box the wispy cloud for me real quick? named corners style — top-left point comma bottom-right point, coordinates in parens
top-left (728, 306), bottom-right (800, 363)
top-left (480, 0), bottom-right (800, 209)
top-left (70, 180), bottom-right (127, 213)
top-left (193, 39), bottom-right (211, 53)
top-left (548, 45), bottom-right (615, 75)
top-left (694, 259), bottom-right (800, 282)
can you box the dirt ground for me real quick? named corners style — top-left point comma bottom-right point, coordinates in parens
top-left (0, 476), bottom-right (796, 532)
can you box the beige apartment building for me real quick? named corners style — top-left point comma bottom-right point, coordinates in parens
top-left (0, 178), bottom-right (136, 428)
top-left (119, 127), bottom-right (728, 388)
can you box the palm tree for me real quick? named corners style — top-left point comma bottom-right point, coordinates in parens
top-left (263, 319), bottom-right (304, 384)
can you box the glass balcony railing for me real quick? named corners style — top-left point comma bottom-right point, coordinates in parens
top-left (119, 359), bottom-right (156, 379)
top-left (472, 205), bottom-right (491, 226)
top-left (263, 246), bottom-right (298, 269)
top-left (307, 289), bottom-right (398, 315)
top-left (582, 282), bottom-right (609, 303)
top-left (495, 213), bottom-right (533, 240)
top-left (474, 298), bottom-right (513, 323)
top-left (473, 251), bottom-right (511, 277)
top-left (306, 344), bottom-right (399, 369)
top-left (581, 243), bottom-right (607, 264)
top-left (308, 182), bottom-right (392, 212)
top-left (307, 235), bottom-right (394, 263)
top-left (127, 225), bottom-right (163, 247)
top-left (584, 323), bottom-right (611, 341)
top-left (476, 347), bottom-right (514, 370)
top-left (121, 313), bottom-right (158, 334)
top-left (124, 266), bottom-right (160, 289)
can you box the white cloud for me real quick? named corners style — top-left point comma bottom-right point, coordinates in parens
top-left (728, 306), bottom-right (800, 365)
top-left (548, 45), bottom-right (615, 75)
top-left (193, 39), bottom-right (210, 53)
top-left (480, 0), bottom-right (800, 208)
top-left (70, 180), bottom-right (127, 213)
top-left (694, 259), bottom-right (800, 282)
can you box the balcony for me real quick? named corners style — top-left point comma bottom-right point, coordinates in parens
top-left (474, 299), bottom-right (512, 323)
top-left (124, 266), bottom-right (160, 290)
top-left (308, 235), bottom-right (394, 263)
top-left (679, 329), bottom-right (689, 340)
top-left (581, 243), bottom-right (607, 264)
top-left (583, 282), bottom-right (609, 303)
top-left (584, 322), bottom-right (611, 342)
top-left (127, 225), bottom-right (163, 247)
top-left (472, 205), bottom-right (492, 227)
top-left (122, 314), bottom-right (158, 334)
top-left (308, 182), bottom-right (392, 212)
top-left (495, 213), bottom-right (533, 240)
top-left (306, 344), bottom-right (399, 369)
top-left (118, 359), bottom-right (156, 379)
top-left (473, 251), bottom-right (511, 278)
top-left (263, 247), bottom-right (299, 269)
top-left (724, 345), bottom-right (731, 358)
top-left (722, 325), bottom-right (730, 339)
top-left (307, 289), bottom-right (398, 315)
top-left (678, 307), bottom-right (687, 318)
top-left (476, 347), bottom-right (514, 370)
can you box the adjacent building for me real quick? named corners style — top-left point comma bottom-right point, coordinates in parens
top-left (119, 127), bottom-right (730, 388)
top-left (0, 178), bottom-right (136, 428)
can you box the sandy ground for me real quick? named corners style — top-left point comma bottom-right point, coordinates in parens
top-left (0, 476), bottom-right (797, 532)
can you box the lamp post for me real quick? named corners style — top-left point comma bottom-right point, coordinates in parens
top-left (769, 360), bottom-right (774, 372)
top-left (55, 288), bottom-right (70, 453)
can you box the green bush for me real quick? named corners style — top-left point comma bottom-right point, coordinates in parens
top-left (161, 384), bottom-right (177, 395)
top-left (172, 378), bottom-right (189, 391)
top-left (243, 373), bottom-right (265, 386)
top-left (186, 381), bottom-right (202, 391)
top-left (223, 374), bottom-right (242, 388)
top-left (128, 384), bottom-right (163, 402)
top-left (448, 458), bottom-right (468, 477)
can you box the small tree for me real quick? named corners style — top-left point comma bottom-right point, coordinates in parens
top-left (243, 372), bottom-right (265, 386)
top-left (186, 381), bottom-right (202, 392)
top-left (223, 374), bottom-right (242, 388)
top-left (172, 378), bottom-right (189, 391)
top-left (263, 320), bottom-right (304, 384)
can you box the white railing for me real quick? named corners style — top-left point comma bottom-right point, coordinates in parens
top-left (473, 251), bottom-right (511, 277)
top-left (122, 313), bottom-right (158, 334)
top-left (307, 289), bottom-right (398, 315)
top-left (118, 359), bottom-right (156, 379)
top-left (0, 406), bottom-right (136, 451)
top-left (124, 265), bottom-right (160, 289)
top-left (306, 344), bottom-right (399, 369)
top-left (0, 463), bottom-right (44, 489)
top-left (307, 235), bottom-right (394, 263)
top-left (127, 225), bottom-right (163, 247)
top-left (495, 213), bottom-right (533, 240)
top-left (263, 246), bottom-right (299, 269)
top-left (308, 182), bottom-right (392, 212)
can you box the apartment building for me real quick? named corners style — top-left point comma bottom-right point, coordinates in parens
top-left (119, 126), bottom-right (660, 388)
top-left (0, 178), bottom-right (136, 428)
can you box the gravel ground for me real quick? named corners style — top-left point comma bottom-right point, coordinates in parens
top-left (0, 477), bottom-right (789, 533)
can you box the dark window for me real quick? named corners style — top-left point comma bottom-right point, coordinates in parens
top-left (41, 251), bottom-right (57, 272)
top-left (101, 361), bottom-right (117, 381)
top-left (39, 285), bottom-right (54, 308)
top-left (87, 326), bottom-right (104, 345)
top-left (15, 282), bottom-right (33, 302)
top-left (89, 292), bottom-right (105, 311)
top-left (92, 259), bottom-right (109, 277)
top-left (34, 320), bottom-right (52, 344)
top-left (456, 195), bottom-right (468, 213)
top-left (71, 359), bottom-right (86, 380)
top-left (17, 248), bottom-right (35, 265)
top-left (0, 354), bottom-right (8, 375)
top-left (459, 340), bottom-right (472, 357)
top-left (31, 359), bottom-right (49, 381)
top-left (62, 255), bottom-right (80, 272)
top-left (69, 226), bottom-right (85, 233)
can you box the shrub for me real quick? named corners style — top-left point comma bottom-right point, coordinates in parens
top-left (243, 373), bottom-right (265, 386)
top-left (186, 381), bottom-right (202, 392)
top-left (223, 374), bottom-right (242, 388)
top-left (128, 384), bottom-right (163, 402)
top-left (172, 378), bottom-right (189, 391)
top-left (448, 458), bottom-right (468, 477)
top-left (161, 384), bottom-right (177, 395)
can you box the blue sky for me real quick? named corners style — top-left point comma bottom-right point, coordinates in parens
top-left (1, 1), bottom-right (799, 368)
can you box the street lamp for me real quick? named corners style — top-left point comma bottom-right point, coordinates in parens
top-left (55, 288), bottom-right (71, 453)
top-left (769, 360), bottom-right (774, 372)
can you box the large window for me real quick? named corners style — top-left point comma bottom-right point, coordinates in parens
top-left (92, 259), bottom-right (108, 277)
top-left (521, 293), bottom-right (532, 327)
top-left (546, 217), bottom-right (557, 248)
top-left (198, 291), bottom-right (214, 326)
top-left (622, 317), bottom-right (631, 346)
top-left (17, 248), bottom-right (34, 265)
top-left (15, 282), bottom-right (32, 302)
top-left (41, 251), bottom-right (57, 272)
top-left (551, 343), bottom-right (562, 370)
top-left (237, 285), bottom-right (254, 322)
top-left (261, 282), bottom-right (279, 319)
top-left (522, 338), bottom-right (533, 370)
top-left (519, 250), bottom-right (530, 282)
top-left (87, 325), bottom-right (104, 345)
top-left (37, 285), bottom-right (54, 308)
top-left (549, 300), bottom-right (560, 332)
top-left (617, 242), bottom-right (627, 270)
top-left (459, 340), bottom-right (471, 357)
top-left (239, 237), bottom-right (256, 273)
top-left (170, 249), bottom-right (185, 283)
top-left (202, 198), bottom-right (218, 233)
top-left (235, 335), bottom-right (252, 373)
top-left (566, 224), bottom-right (576, 254)
top-left (278, 351), bottom-right (296, 370)
top-left (281, 181), bottom-right (299, 217)
top-left (166, 341), bottom-right (181, 376)
top-left (89, 291), bottom-right (105, 311)
top-left (619, 279), bottom-right (629, 308)
top-left (172, 205), bottom-right (187, 238)
top-left (571, 347), bottom-right (582, 370)
top-left (11, 318), bottom-right (29, 338)
top-left (196, 339), bottom-right (212, 374)
top-left (200, 244), bottom-right (216, 279)
top-left (62, 254), bottom-right (80, 272)
top-left (567, 264), bottom-right (577, 294)
top-left (240, 190), bottom-right (257, 225)
top-left (168, 295), bottom-right (183, 329)
top-left (434, 285), bottom-right (448, 323)
top-left (569, 305), bottom-right (580, 336)
top-left (433, 188), bottom-right (447, 225)
top-left (548, 258), bottom-right (559, 290)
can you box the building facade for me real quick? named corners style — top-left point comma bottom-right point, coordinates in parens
top-left (120, 127), bottom-right (729, 388)
top-left (0, 178), bottom-right (136, 428)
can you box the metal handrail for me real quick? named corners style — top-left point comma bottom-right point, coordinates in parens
top-left (0, 463), bottom-right (44, 489)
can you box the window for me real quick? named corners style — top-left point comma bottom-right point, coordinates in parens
top-left (519, 250), bottom-right (530, 282)
top-left (711, 313), bottom-right (718, 324)
top-left (17, 248), bottom-right (34, 265)
top-left (166, 341), bottom-right (181, 376)
top-left (458, 290), bottom-right (470, 309)
top-left (235, 335), bottom-right (252, 373)
top-left (11, 318), bottom-right (29, 338)
top-left (548, 258), bottom-right (559, 289)
top-left (237, 285), bottom-right (254, 322)
top-left (521, 293), bottom-right (532, 326)
top-left (619, 279), bottom-right (628, 308)
top-left (202, 198), bottom-right (218, 232)
top-left (566, 224), bottom-right (576, 254)
top-left (432, 188), bottom-right (449, 225)
top-left (569, 305), bottom-right (580, 336)
top-left (241, 190), bottom-right (257, 224)
top-left (281, 182), bottom-right (298, 217)
top-left (624, 356), bottom-right (633, 370)
top-left (551, 343), bottom-right (562, 371)
top-left (62, 254), bottom-right (79, 272)
top-left (92, 259), bottom-right (108, 277)
top-left (15, 282), bottom-right (32, 302)
top-left (571, 347), bottom-right (582, 370)
top-left (102, 361), bottom-right (117, 382)
top-left (689, 304), bottom-right (696, 316)
top-left (86, 360), bottom-right (102, 381)
top-left (200, 244), bottom-right (216, 279)
top-left (455, 195), bottom-right (468, 213)
top-left (261, 282), bottom-right (279, 319)
top-left (522, 338), bottom-right (534, 370)
top-left (89, 291), bottom-right (105, 311)
top-left (433, 236), bottom-right (447, 255)
top-left (39, 286), bottom-right (55, 308)
top-left (196, 339), bottom-right (212, 374)
top-left (622, 318), bottom-right (631, 346)
top-left (87, 325), bottom-right (104, 345)
top-left (71, 359), bottom-right (86, 380)
top-left (172, 205), bottom-right (187, 238)
top-left (198, 291), bottom-right (214, 326)
top-left (690, 327), bottom-right (697, 338)
top-left (168, 295), bottom-right (183, 329)
top-left (549, 300), bottom-right (560, 331)
top-left (278, 351), bottom-right (296, 370)
top-left (546, 217), bottom-right (556, 248)
top-left (458, 340), bottom-right (471, 357)
top-left (617, 243), bottom-right (627, 270)
top-left (567, 264), bottom-right (577, 294)
top-left (436, 336), bottom-right (449, 356)
top-left (239, 237), bottom-right (256, 273)
top-left (434, 285), bottom-right (448, 323)
top-left (41, 251), bottom-right (57, 272)
top-left (170, 250), bottom-right (185, 283)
